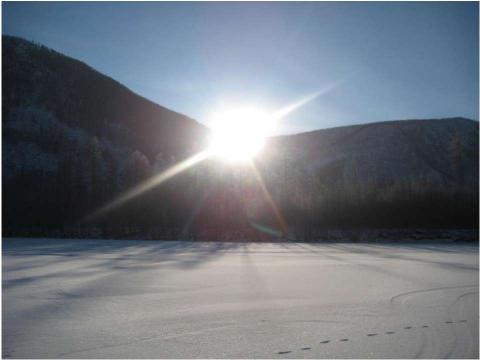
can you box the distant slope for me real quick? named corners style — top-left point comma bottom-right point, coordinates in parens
top-left (2, 35), bottom-right (207, 162)
top-left (266, 118), bottom-right (479, 191)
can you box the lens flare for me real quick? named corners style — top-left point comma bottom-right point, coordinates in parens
top-left (83, 150), bottom-right (210, 223)
top-left (208, 107), bottom-right (276, 162)
top-left (84, 88), bottom-right (338, 222)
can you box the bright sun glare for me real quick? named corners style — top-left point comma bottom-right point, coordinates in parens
top-left (208, 107), bottom-right (276, 162)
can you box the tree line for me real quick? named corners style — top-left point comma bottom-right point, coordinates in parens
top-left (3, 112), bottom-right (478, 240)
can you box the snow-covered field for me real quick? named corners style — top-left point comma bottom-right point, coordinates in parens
top-left (2, 238), bottom-right (478, 358)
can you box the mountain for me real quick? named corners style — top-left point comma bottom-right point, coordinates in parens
top-left (2, 35), bottom-right (207, 162)
top-left (2, 36), bottom-right (478, 239)
top-left (265, 117), bottom-right (478, 190)
top-left (2, 35), bottom-right (208, 234)
top-left (259, 118), bottom-right (478, 231)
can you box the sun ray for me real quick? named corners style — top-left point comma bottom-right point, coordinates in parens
top-left (272, 78), bottom-right (349, 122)
top-left (82, 86), bottom-right (345, 226)
top-left (83, 150), bottom-right (210, 223)
top-left (272, 91), bottom-right (322, 121)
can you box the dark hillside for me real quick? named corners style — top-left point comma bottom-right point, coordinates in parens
top-left (261, 118), bottom-right (479, 230)
top-left (2, 36), bottom-right (207, 234)
top-left (2, 35), bottom-right (207, 161)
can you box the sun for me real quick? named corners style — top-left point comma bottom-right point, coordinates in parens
top-left (208, 107), bottom-right (276, 162)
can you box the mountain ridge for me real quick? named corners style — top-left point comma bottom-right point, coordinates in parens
top-left (272, 117), bottom-right (477, 138)
top-left (5, 34), bottom-right (476, 139)
top-left (2, 35), bottom-right (208, 162)
top-left (265, 116), bottom-right (478, 193)
top-left (3, 35), bottom-right (478, 238)
top-left (2, 34), bottom-right (204, 126)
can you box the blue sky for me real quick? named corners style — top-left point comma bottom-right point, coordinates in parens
top-left (3, 2), bottom-right (479, 134)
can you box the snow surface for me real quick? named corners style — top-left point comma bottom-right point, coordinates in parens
top-left (2, 238), bottom-right (478, 358)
